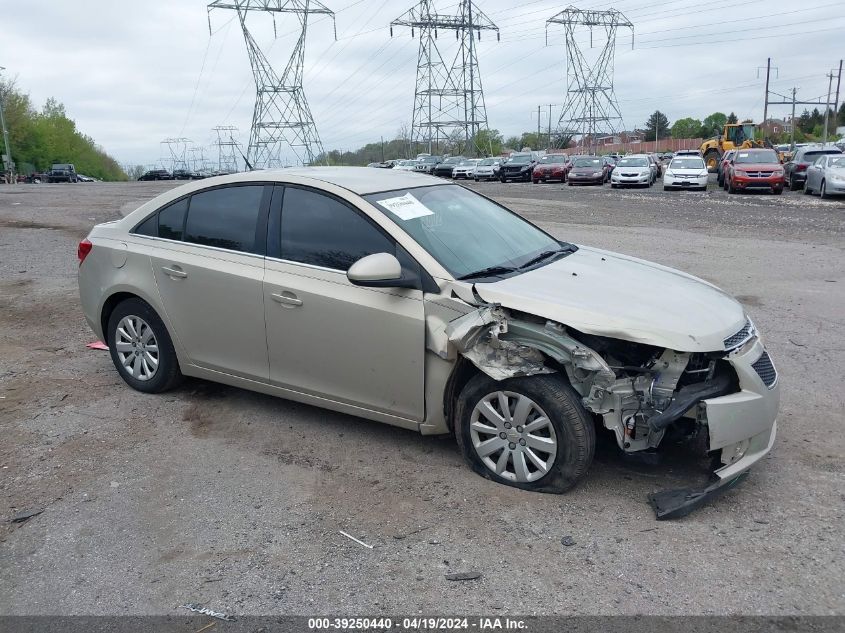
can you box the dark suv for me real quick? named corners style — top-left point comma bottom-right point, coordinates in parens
top-left (138, 169), bottom-right (174, 181)
top-left (784, 146), bottom-right (843, 190)
top-left (47, 163), bottom-right (78, 183)
top-left (500, 152), bottom-right (538, 182)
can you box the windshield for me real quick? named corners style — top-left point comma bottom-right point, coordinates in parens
top-left (365, 185), bottom-right (562, 280)
top-left (508, 154), bottom-right (533, 164)
top-left (735, 151), bottom-right (778, 164)
top-left (444, 157), bottom-right (463, 164)
top-left (479, 158), bottom-right (498, 165)
top-left (670, 157), bottom-right (705, 169)
top-left (829, 156), bottom-right (845, 168)
top-left (458, 160), bottom-right (478, 166)
top-left (540, 155), bottom-right (567, 163)
top-left (574, 157), bottom-right (601, 167)
top-left (421, 157), bottom-right (439, 163)
top-left (618, 157), bottom-right (648, 167)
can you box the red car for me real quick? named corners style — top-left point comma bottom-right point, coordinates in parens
top-left (724, 148), bottom-right (785, 195)
top-left (532, 154), bottom-right (570, 183)
top-left (716, 149), bottom-right (735, 187)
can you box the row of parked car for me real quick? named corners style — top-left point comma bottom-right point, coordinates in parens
top-left (715, 144), bottom-right (845, 197)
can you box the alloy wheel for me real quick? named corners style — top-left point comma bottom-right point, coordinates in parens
top-left (114, 315), bottom-right (159, 381)
top-left (469, 391), bottom-right (557, 483)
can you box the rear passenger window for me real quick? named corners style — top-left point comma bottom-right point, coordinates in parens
top-left (134, 214), bottom-right (157, 237)
top-left (158, 198), bottom-right (188, 241)
top-left (280, 187), bottom-right (394, 271)
top-left (184, 185), bottom-right (264, 254)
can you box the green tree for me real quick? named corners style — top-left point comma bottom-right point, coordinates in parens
top-left (670, 117), bottom-right (702, 139)
top-left (474, 128), bottom-right (503, 156)
top-left (727, 112), bottom-right (738, 124)
top-left (700, 112), bottom-right (727, 137)
top-left (0, 78), bottom-right (126, 179)
top-left (644, 110), bottom-right (670, 140)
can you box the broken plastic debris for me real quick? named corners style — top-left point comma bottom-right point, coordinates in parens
top-left (11, 509), bottom-right (43, 523)
top-left (178, 603), bottom-right (236, 621)
top-left (339, 530), bottom-right (374, 549)
top-left (86, 341), bottom-right (108, 350)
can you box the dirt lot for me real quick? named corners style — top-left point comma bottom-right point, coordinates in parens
top-left (1, 178), bottom-right (844, 616)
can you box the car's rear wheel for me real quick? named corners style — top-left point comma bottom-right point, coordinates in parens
top-left (107, 298), bottom-right (183, 393)
top-left (788, 174), bottom-right (800, 191)
top-left (454, 373), bottom-right (594, 493)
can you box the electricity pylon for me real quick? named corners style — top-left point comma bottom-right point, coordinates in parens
top-left (391, 0), bottom-right (499, 157)
top-left (546, 7), bottom-right (633, 154)
top-left (160, 138), bottom-right (192, 173)
top-left (207, 0), bottom-right (335, 168)
top-left (212, 125), bottom-right (242, 173)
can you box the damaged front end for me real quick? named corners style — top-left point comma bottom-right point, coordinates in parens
top-left (444, 303), bottom-right (779, 519)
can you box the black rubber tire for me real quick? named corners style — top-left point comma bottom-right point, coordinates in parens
top-left (703, 149), bottom-right (720, 173)
top-left (611, 183), bottom-right (617, 188)
top-left (820, 180), bottom-right (828, 199)
top-left (454, 373), bottom-right (595, 494)
top-left (803, 181), bottom-right (812, 195)
top-left (106, 298), bottom-right (183, 393)
top-left (773, 187), bottom-right (783, 195)
top-left (789, 174), bottom-right (800, 191)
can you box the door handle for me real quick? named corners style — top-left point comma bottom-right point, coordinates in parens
top-left (161, 265), bottom-right (187, 279)
top-left (271, 292), bottom-right (303, 307)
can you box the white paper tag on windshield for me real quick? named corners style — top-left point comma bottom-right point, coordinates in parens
top-left (377, 193), bottom-right (434, 220)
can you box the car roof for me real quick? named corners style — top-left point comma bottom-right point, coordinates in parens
top-left (185, 166), bottom-right (447, 195)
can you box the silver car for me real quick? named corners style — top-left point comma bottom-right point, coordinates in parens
top-left (78, 168), bottom-right (779, 519)
top-left (804, 153), bottom-right (845, 198)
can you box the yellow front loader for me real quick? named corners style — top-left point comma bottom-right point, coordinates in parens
top-left (700, 123), bottom-right (763, 172)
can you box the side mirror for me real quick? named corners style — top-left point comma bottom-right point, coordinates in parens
top-left (347, 252), bottom-right (408, 288)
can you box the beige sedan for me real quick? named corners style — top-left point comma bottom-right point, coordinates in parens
top-left (78, 168), bottom-right (779, 518)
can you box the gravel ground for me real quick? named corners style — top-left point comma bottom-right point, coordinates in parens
top-left (0, 178), bottom-right (843, 616)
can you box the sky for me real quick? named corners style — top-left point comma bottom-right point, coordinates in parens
top-left (1, 0), bottom-right (842, 168)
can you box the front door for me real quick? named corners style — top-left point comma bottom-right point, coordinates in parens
top-left (264, 185), bottom-right (425, 421)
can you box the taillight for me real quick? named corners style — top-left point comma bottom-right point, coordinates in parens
top-left (796, 163), bottom-right (809, 172)
top-left (77, 239), bottom-right (93, 265)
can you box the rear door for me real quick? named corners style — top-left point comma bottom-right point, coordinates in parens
top-left (263, 185), bottom-right (425, 421)
top-left (146, 184), bottom-right (272, 381)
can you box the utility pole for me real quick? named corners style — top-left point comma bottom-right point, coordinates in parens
top-left (548, 104), bottom-right (553, 149)
top-left (834, 60), bottom-right (843, 137)
top-left (537, 106), bottom-right (541, 150)
top-left (823, 71), bottom-right (835, 144)
top-left (0, 66), bottom-right (13, 182)
top-left (790, 87), bottom-right (797, 151)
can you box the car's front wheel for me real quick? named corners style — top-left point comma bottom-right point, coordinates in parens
top-left (454, 373), bottom-right (595, 493)
top-left (107, 298), bottom-right (183, 393)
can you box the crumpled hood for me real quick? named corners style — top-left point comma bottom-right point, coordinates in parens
top-left (473, 246), bottom-right (746, 352)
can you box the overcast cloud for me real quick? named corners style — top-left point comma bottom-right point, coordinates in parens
top-left (2, 0), bottom-right (842, 167)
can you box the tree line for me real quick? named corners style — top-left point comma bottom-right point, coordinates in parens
top-left (0, 79), bottom-right (126, 180)
top-left (644, 105), bottom-right (845, 143)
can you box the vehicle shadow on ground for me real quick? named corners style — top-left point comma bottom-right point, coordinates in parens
top-left (171, 376), bottom-right (714, 499)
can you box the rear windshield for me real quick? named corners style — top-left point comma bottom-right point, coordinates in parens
top-left (802, 150), bottom-right (842, 162)
top-left (670, 157), bottom-right (706, 169)
top-left (735, 151), bottom-right (778, 164)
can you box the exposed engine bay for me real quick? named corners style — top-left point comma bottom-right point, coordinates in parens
top-left (445, 303), bottom-right (737, 459)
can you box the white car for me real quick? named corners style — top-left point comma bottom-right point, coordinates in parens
top-left (452, 159), bottom-right (481, 180)
top-left (663, 156), bottom-right (709, 191)
top-left (473, 157), bottom-right (502, 181)
top-left (393, 160), bottom-right (419, 172)
top-left (610, 155), bottom-right (653, 188)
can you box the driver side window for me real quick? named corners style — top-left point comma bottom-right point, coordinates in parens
top-left (280, 187), bottom-right (395, 272)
